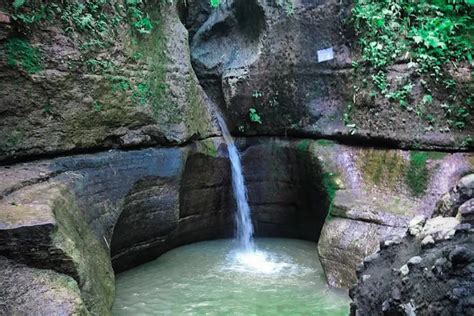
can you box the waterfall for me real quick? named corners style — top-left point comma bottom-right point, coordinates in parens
top-left (216, 114), bottom-right (255, 251)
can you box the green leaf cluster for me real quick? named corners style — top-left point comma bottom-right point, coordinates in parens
top-left (210, 0), bottom-right (220, 8)
top-left (249, 108), bottom-right (263, 124)
top-left (5, 38), bottom-right (42, 74)
top-left (352, 0), bottom-right (473, 131)
top-left (10, 0), bottom-right (153, 36)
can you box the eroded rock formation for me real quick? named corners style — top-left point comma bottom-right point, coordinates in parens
top-left (189, 0), bottom-right (473, 150)
top-left (0, 0), bottom-right (473, 314)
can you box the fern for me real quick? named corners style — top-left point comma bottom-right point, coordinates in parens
top-left (12, 0), bottom-right (26, 9)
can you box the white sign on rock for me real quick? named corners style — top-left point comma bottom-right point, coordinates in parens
top-left (317, 47), bottom-right (334, 63)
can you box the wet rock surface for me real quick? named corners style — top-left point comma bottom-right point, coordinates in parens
top-left (0, 256), bottom-right (88, 315)
top-left (350, 224), bottom-right (474, 316)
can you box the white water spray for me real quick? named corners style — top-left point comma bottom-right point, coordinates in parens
top-left (216, 114), bottom-right (255, 251)
top-left (216, 114), bottom-right (299, 274)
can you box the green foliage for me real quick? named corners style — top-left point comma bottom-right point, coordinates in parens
top-left (93, 101), bottom-right (102, 112)
top-left (315, 139), bottom-right (335, 147)
top-left (127, 0), bottom-right (154, 34)
top-left (13, 0), bottom-right (26, 9)
top-left (132, 82), bottom-right (151, 105)
top-left (352, 0), bottom-right (473, 129)
top-left (10, 0), bottom-right (153, 37)
top-left (276, 0), bottom-right (295, 15)
top-left (353, 0), bottom-right (473, 71)
top-left (296, 139), bottom-right (311, 151)
top-left (405, 151), bottom-right (430, 196)
top-left (5, 38), bottom-right (42, 74)
top-left (460, 136), bottom-right (473, 148)
top-left (210, 0), bottom-right (220, 8)
top-left (249, 108), bottom-right (262, 124)
top-left (112, 79), bottom-right (131, 92)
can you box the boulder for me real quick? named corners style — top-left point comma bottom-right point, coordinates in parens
top-left (318, 217), bottom-right (406, 288)
top-left (350, 224), bottom-right (474, 316)
top-left (419, 216), bottom-right (460, 241)
top-left (458, 199), bottom-right (474, 224)
top-left (434, 174), bottom-right (474, 217)
top-left (0, 257), bottom-right (88, 315)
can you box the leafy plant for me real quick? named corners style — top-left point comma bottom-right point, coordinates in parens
top-left (252, 90), bottom-right (263, 98)
top-left (132, 82), bottom-right (151, 105)
top-left (93, 101), bottom-right (102, 112)
top-left (13, 0), bottom-right (26, 9)
top-left (210, 0), bottom-right (220, 8)
top-left (460, 136), bottom-right (473, 148)
top-left (5, 38), bottom-right (42, 74)
top-left (249, 108), bottom-right (262, 124)
top-left (352, 0), bottom-right (473, 130)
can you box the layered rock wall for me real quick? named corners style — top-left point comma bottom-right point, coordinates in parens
top-left (0, 138), bottom-right (335, 312)
top-left (0, 0), bottom-right (217, 162)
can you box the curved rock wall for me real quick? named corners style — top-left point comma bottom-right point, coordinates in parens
top-left (111, 138), bottom-right (333, 272)
top-left (0, 137), bottom-right (334, 313)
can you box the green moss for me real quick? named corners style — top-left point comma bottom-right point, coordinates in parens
top-left (199, 139), bottom-right (218, 157)
top-left (322, 172), bottom-right (338, 220)
top-left (52, 188), bottom-right (114, 314)
top-left (5, 38), bottom-right (42, 74)
top-left (360, 150), bottom-right (406, 187)
top-left (185, 75), bottom-right (212, 135)
top-left (0, 129), bottom-right (25, 153)
top-left (425, 151), bottom-right (448, 160)
top-left (405, 151), bottom-right (430, 196)
top-left (64, 105), bottom-right (143, 145)
top-left (296, 139), bottom-right (311, 151)
top-left (403, 151), bottom-right (445, 196)
top-left (315, 139), bottom-right (335, 147)
top-left (133, 8), bottom-right (173, 121)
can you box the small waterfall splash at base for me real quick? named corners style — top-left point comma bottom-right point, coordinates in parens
top-left (216, 114), bottom-right (289, 274)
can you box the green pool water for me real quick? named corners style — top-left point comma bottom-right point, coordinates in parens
top-left (112, 238), bottom-right (349, 315)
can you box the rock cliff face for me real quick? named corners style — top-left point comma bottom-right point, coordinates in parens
top-left (189, 0), bottom-right (472, 150)
top-left (0, 0), bottom-right (217, 162)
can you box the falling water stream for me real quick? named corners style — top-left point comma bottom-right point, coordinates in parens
top-left (216, 113), bottom-right (295, 274)
top-left (216, 114), bottom-right (255, 251)
top-left (112, 115), bottom-right (350, 314)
